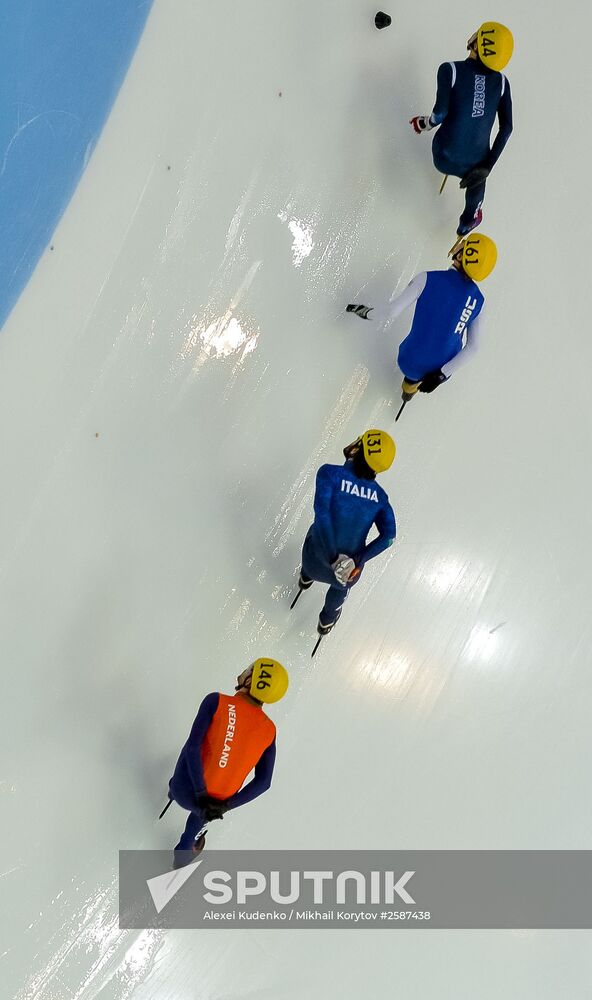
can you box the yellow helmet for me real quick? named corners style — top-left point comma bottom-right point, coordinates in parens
top-left (476, 22), bottom-right (514, 72)
top-left (460, 233), bottom-right (498, 282)
top-left (249, 658), bottom-right (289, 704)
top-left (358, 429), bottom-right (396, 473)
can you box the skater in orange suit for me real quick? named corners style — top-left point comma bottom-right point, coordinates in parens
top-left (167, 658), bottom-right (288, 864)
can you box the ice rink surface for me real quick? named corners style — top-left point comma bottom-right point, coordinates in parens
top-left (1, 1), bottom-right (592, 997)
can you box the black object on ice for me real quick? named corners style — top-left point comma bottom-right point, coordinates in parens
top-left (395, 399), bottom-right (408, 422)
top-left (375, 11), bottom-right (392, 29)
top-left (159, 798), bottom-right (173, 819)
top-left (311, 635), bottom-right (323, 658)
top-left (346, 303), bottom-right (373, 320)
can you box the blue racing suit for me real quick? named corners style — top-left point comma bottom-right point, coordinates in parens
top-left (395, 268), bottom-right (484, 383)
top-left (430, 57), bottom-right (513, 229)
top-left (301, 460), bottom-right (396, 625)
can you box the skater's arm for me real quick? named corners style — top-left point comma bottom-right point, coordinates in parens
top-left (313, 465), bottom-right (337, 561)
top-left (430, 62), bottom-right (454, 125)
top-left (225, 740), bottom-right (276, 809)
top-left (183, 693), bottom-right (220, 795)
top-left (483, 79), bottom-right (513, 170)
top-left (441, 310), bottom-right (483, 377)
top-left (357, 502), bottom-right (396, 565)
top-left (386, 272), bottom-right (427, 323)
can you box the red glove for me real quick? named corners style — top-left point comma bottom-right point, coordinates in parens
top-left (409, 115), bottom-right (435, 134)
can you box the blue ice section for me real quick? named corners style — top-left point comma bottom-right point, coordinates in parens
top-left (0, 0), bottom-right (153, 330)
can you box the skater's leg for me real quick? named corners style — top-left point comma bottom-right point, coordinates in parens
top-left (168, 765), bottom-right (208, 860)
top-left (319, 584), bottom-right (348, 626)
top-left (458, 179), bottom-right (486, 232)
top-left (174, 809), bottom-right (207, 852)
top-left (319, 566), bottom-right (364, 625)
top-left (433, 141), bottom-right (485, 234)
top-left (169, 755), bottom-right (200, 811)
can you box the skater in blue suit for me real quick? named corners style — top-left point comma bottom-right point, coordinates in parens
top-left (346, 233), bottom-right (497, 409)
top-left (410, 22), bottom-right (514, 235)
top-left (293, 430), bottom-right (396, 638)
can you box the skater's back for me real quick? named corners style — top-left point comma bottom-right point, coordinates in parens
top-left (432, 58), bottom-right (510, 171)
top-left (310, 460), bottom-right (394, 566)
top-left (397, 267), bottom-right (484, 383)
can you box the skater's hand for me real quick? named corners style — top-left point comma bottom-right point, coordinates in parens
top-left (401, 378), bottom-right (421, 402)
top-left (204, 802), bottom-right (228, 822)
top-left (346, 304), bottom-right (373, 320)
top-left (409, 115), bottom-right (434, 134)
top-left (419, 369), bottom-right (447, 393)
top-left (198, 794), bottom-right (229, 821)
top-left (459, 166), bottom-right (490, 189)
top-left (332, 554), bottom-right (356, 585)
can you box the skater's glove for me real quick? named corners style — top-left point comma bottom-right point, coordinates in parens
top-left (346, 304), bottom-right (373, 320)
top-left (401, 378), bottom-right (421, 402)
top-left (346, 565), bottom-right (362, 585)
top-left (419, 369), bottom-right (447, 393)
top-left (459, 166), bottom-right (490, 189)
top-left (198, 794), bottom-right (229, 822)
top-left (409, 115), bottom-right (435, 134)
top-left (331, 554), bottom-right (356, 585)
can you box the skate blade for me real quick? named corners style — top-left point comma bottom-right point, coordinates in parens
top-left (439, 174), bottom-right (448, 195)
top-left (158, 798), bottom-right (173, 820)
top-left (311, 635), bottom-right (323, 658)
top-left (290, 588), bottom-right (303, 610)
top-left (448, 234), bottom-right (464, 257)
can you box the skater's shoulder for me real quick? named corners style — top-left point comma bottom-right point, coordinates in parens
top-left (317, 462), bottom-right (342, 478)
top-left (194, 692), bottom-right (221, 719)
top-left (202, 691), bottom-right (221, 706)
top-left (437, 60), bottom-right (458, 75)
top-left (425, 267), bottom-right (458, 285)
top-left (375, 480), bottom-right (391, 504)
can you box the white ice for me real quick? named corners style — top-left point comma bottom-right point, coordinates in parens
top-left (1, 1), bottom-right (592, 997)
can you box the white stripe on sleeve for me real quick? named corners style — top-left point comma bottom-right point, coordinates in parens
top-left (441, 307), bottom-right (484, 378)
top-left (386, 272), bottom-right (427, 325)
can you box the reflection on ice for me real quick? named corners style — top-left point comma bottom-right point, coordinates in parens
top-left (18, 877), bottom-right (163, 1000)
top-left (119, 929), bottom-right (162, 987)
top-left (355, 650), bottom-right (413, 694)
top-left (422, 558), bottom-right (467, 595)
top-left (198, 315), bottom-right (258, 360)
top-left (277, 210), bottom-right (314, 267)
top-left (178, 311), bottom-right (260, 377)
top-left (462, 623), bottom-right (499, 663)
